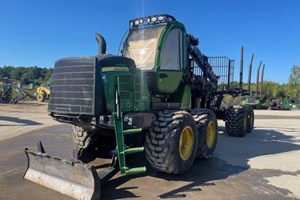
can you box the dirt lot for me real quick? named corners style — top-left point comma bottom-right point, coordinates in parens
top-left (0, 102), bottom-right (60, 142)
top-left (0, 102), bottom-right (300, 200)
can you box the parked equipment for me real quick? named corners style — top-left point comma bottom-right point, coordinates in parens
top-left (0, 84), bottom-right (12, 103)
top-left (24, 14), bottom-right (255, 199)
top-left (0, 82), bottom-right (27, 104)
top-left (35, 83), bottom-right (51, 102)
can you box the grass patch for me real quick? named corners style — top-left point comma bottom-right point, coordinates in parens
top-left (11, 87), bottom-right (36, 101)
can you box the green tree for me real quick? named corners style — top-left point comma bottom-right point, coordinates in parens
top-left (44, 68), bottom-right (53, 82)
top-left (288, 65), bottom-right (300, 86)
top-left (0, 66), bottom-right (14, 78)
top-left (287, 65), bottom-right (300, 99)
top-left (229, 81), bottom-right (239, 89)
top-left (1, 66), bottom-right (53, 84)
top-left (10, 67), bottom-right (22, 80)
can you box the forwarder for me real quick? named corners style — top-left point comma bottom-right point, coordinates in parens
top-left (24, 14), bottom-right (254, 200)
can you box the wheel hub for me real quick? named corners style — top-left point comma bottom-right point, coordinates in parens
top-left (179, 126), bottom-right (194, 160)
top-left (207, 121), bottom-right (216, 148)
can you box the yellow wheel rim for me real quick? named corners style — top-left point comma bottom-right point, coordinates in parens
top-left (179, 126), bottom-right (194, 161)
top-left (207, 121), bottom-right (216, 149)
top-left (37, 94), bottom-right (43, 101)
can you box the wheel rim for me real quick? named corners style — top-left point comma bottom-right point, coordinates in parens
top-left (207, 121), bottom-right (216, 148)
top-left (37, 94), bottom-right (42, 101)
top-left (250, 112), bottom-right (254, 128)
top-left (244, 113), bottom-right (247, 131)
top-left (179, 126), bottom-right (194, 161)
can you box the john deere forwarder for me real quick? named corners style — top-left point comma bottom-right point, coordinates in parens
top-left (24, 14), bottom-right (254, 200)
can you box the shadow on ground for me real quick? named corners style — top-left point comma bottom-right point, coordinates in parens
top-left (0, 116), bottom-right (42, 126)
top-left (0, 124), bottom-right (299, 200)
top-left (100, 126), bottom-right (300, 199)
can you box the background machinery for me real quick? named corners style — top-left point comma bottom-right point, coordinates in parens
top-left (24, 14), bottom-right (255, 200)
top-left (0, 78), bottom-right (27, 104)
top-left (35, 82), bottom-right (51, 102)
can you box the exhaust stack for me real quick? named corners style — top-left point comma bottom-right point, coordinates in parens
top-left (95, 33), bottom-right (107, 55)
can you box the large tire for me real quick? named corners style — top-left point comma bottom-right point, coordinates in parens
top-left (36, 93), bottom-right (45, 102)
top-left (225, 106), bottom-right (247, 137)
top-left (73, 126), bottom-right (117, 162)
top-left (190, 109), bottom-right (218, 159)
top-left (72, 126), bottom-right (97, 163)
top-left (245, 105), bottom-right (254, 133)
top-left (145, 111), bottom-right (198, 175)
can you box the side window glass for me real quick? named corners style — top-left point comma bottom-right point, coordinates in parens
top-left (160, 29), bottom-right (182, 70)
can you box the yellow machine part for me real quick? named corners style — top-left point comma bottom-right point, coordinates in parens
top-left (36, 87), bottom-right (51, 95)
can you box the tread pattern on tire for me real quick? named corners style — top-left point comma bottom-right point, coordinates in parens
top-left (72, 126), bottom-right (93, 149)
top-left (145, 110), bottom-right (198, 175)
top-left (189, 108), bottom-right (218, 159)
top-left (72, 126), bottom-right (117, 162)
top-left (225, 105), bottom-right (246, 137)
top-left (72, 125), bottom-right (96, 163)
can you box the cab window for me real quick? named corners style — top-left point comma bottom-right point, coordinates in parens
top-left (160, 29), bottom-right (182, 70)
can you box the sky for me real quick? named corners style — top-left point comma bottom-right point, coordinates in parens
top-left (0, 0), bottom-right (299, 83)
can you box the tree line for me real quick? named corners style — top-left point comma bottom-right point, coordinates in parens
top-left (228, 65), bottom-right (300, 100)
top-left (0, 66), bottom-right (53, 84)
top-left (263, 65), bottom-right (300, 100)
top-left (228, 80), bottom-right (300, 100)
top-left (1, 65), bottom-right (299, 100)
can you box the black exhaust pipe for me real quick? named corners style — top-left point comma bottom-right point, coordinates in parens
top-left (256, 61), bottom-right (262, 97)
top-left (247, 53), bottom-right (254, 93)
top-left (95, 33), bottom-right (107, 55)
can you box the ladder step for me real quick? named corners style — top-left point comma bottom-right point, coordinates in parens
top-left (125, 167), bottom-right (147, 175)
top-left (124, 147), bottom-right (144, 155)
top-left (123, 128), bottom-right (142, 135)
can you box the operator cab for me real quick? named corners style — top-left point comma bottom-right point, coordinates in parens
top-left (122, 15), bottom-right (186, 95)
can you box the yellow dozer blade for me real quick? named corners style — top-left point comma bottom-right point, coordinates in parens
top-left (24, 148), bottom-right (101, 200)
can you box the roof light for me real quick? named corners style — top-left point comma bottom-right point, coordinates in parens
top-left (151, 17), bottom-right (157, 22)
top-left (134, 20), bottom-right (140, 26)
top-left (129, 14), bottom-right (177, 28)
top-left (158, 16), bottom-right (164, 21)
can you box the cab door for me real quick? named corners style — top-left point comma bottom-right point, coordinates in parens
top-left (156, 28), bottom-right (184, 94)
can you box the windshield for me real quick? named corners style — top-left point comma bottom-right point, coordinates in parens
top-left (123, 25), bottom-right (165, 70)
